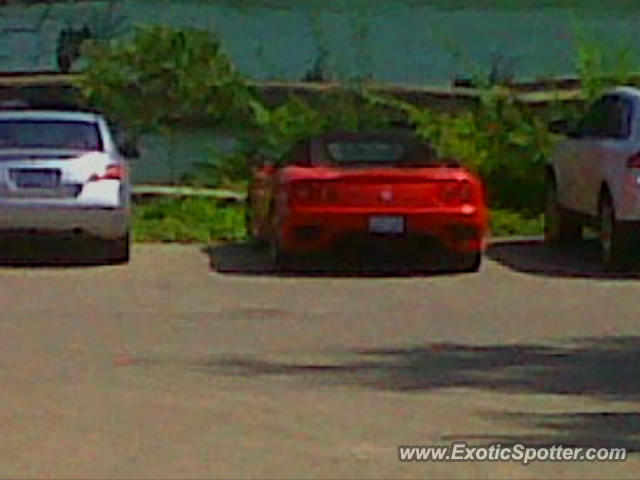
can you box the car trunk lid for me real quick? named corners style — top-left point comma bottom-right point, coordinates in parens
top-left (0, 150), bottom-right (107, 199)
top-left (287, 167), bottom-right (471, 208)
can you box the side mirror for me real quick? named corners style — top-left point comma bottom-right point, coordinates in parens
top-left (119, 138), bottom-right (140, 159)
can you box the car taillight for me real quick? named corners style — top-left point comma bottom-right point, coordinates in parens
top-left (89, 164), bottom-right (126, 182)
top-left (440, 180), bottom-right (472, 205)
top-left (292, 183), bottom-right (317, 202)
top-left (290, 181), bottom-right (336, 205)
top-left (628, 152), bottom-right (640, 168)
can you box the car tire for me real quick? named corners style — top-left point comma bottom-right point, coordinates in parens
top-left (598, 192), bottom-right (625, 267)
top-left (245, 207), bottom-right (260, 246)
top-left (245, 195), bottom-right (265, 247)
top-left (449, 252), bottom-right (482, 273)
top-left (544, 181), bottom-right (581, 245)
top-left (268, 214), bottom-right (293, 272)
top-left (269, 236), bottom-right (296, 272)
top-left (105, 232), bottom-right (130, 264)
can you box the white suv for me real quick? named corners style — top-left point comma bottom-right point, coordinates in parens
top-left (0, 109), bottom-right (135, 263)
top-left (546, 87), bottom-right (640, 265)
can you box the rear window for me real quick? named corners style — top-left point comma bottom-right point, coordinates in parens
top-left (0, 120), bottom-right (103, 151)
top-left (327, 141), bottom-right (406, 164)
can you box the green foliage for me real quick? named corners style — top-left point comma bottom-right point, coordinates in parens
top-left (133, 197), bottom-right (246, 243)
top-left (490, 208), bottom-right (543, 237)
top-left (366, 88), bottom-right (554, 210)
top-left (177, 83), bottom-right (554, 211)
top-left (76, 24), bottom-right (629, 215)
top-left (454, 90), bottom-right (553, 210)
top-left (572, 23), bottom-right (638, 102)
top-left (229, 87), bottom-right (396, 169)
top-left (182, 151), bottom-right (251, 190)
top-left (246, 94), bottom-right (327, 160)
top-left (132, 195), bottom-right (542, 244)
top-left (77, 25), bottom-right (252, 132)
top-left (247, 89), bottom-right (389, 157)
top-left (574, 40), bottom-right (636, 102)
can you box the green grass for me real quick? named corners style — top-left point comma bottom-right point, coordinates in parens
top-left (132, 197), bottom-right (543, 244)
top-left (132, 197), bottom-right (246, 243)
top-left (490, 208), bottom-right (543, 237)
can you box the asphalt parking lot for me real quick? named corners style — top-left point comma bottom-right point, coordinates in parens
top-left (1, 238), bottom-right (640, 479)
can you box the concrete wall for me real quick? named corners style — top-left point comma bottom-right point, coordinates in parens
top-left (132, 129), bottom-right (237, 185)
top-left (0, 0), bottom-right (635, 184)
top-left (1, 1), bottom-right (640, 84)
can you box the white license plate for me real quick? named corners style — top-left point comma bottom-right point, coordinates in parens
top-left (368, 216), bottom-right (405, 234)
top-left (11, 170), bottom-right (60, 189)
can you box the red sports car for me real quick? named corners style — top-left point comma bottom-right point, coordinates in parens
top-left (246, 131), bottom-right (489, 271)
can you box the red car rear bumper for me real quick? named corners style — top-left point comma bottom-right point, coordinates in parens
top-left (276, 206), bottom-right (488, 255)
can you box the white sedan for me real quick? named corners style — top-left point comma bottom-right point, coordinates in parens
top-left (0, 109), bottom-right (135, 263)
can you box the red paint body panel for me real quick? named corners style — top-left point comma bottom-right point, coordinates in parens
top-left (247, 134), bottom-right (489, 257)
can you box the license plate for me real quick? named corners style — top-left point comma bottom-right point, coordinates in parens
top-left (368, 216), bottom-right (405, 234)
top-left (10, 170), bottom-right (60, 189)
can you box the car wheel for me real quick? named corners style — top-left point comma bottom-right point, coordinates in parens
top-left (268, 221), bottom-right (298, 272)
top-left (598, 193), bottom-right (625, 267)
top-left (449, 252), bottom-right (482, 273)
top-left (544, 181), bottom-right (581, 245)
top-left (269, 235), bottom-right (296, 272)
top-left (268, 214), bottom-right (290, 271)
top-left (245, 196), bottom-right (265, 247)
top-left (105, 232), bottom-right (130, 264)
top-left (244, 207), bottom-right (260, 246)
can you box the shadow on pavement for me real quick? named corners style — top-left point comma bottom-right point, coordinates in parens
top-left (189, 336), bottom-right (640, 400)
top-left (205, 242), bottom-right (473, 278)
top-left (131, 335), bottom-right (640, 451)
top-left (488, 238), bottom-right (640, 280)
top-left (449, 411), bottom-right (640, 452)
top-left (0, 234), bottom-right (113, 267)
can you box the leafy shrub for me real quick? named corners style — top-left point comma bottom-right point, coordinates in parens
top-left (366, 88), bottom-right (555, 210)
top-left (78, 25), bottom-right (253, 132)
top-left (490, 209), bottom-right (543, 237)
top-left (133, 197), bottom-right (246, 243)
top-left (186, 85), bottom-right (555, 211)
top-left (76, 25), bottom-right (582, 213)
top-left (574, 28), bottom-right (637, 103)
top-left (196, 87), bottom-right (397, 186)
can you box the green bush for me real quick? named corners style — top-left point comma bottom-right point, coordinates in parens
top-left (78, 25), bottom-right (619, 214)
top-left (184, 86), bottom-right (555, 211)
top-left (132, 197), bottom-right (544, 243)
top-left (241, 87), bottom-right (396, 161)
top-left (133, 197), bottom-right (246, 243)
top-left (490, 208), bottom-right (543, 237)
top-left (190, 87), bottom-right (397, 187)
top-left (573, 27), bottom-right (637, 103)
top-left (77, 25), bottom-right (254, 132)
top-left (365, 88), bottom-right (555, 211)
